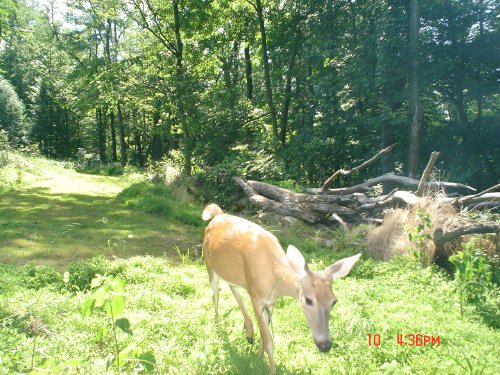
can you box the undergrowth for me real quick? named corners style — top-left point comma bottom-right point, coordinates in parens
top-left (1, 252), bottom-right (498, 374)
top-left (117, 182), bottom-right (203, 227)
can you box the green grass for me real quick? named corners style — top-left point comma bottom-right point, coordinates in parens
top-left (117, 182), bottom-right (203, 227)
top-left (0, 153), bottom-right (202, 268)
top-left (0, 256), bottom-right (498, 374)
top-left (1, 153), bottom-right (498, 374)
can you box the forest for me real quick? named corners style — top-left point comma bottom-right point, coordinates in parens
top-left (1, 0), bottom-right (499, 188)
top-left (0, 0), bottom-right (499, 374)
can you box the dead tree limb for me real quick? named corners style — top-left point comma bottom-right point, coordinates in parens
top-left (233, 177), bottom-right (322, 223)
top-left (310, 173), bottom-right (476, 195)
top-left (433, 224), bottom-right (500, 268)
top-left (416, 151), bottom-right (440, 196)
top-left (321, 144), bottom-right (396, 191)
top-left (459, 184), bottom-right (500, 205)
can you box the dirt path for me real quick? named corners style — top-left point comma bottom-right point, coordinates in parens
top-left (0, 161), bottom-right (202, 269)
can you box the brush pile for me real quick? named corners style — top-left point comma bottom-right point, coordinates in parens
top-left (232, 145), bottom-right (499, 263)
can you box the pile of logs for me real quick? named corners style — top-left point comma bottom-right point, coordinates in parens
top-left (233, 144), bottom-right (499, 227)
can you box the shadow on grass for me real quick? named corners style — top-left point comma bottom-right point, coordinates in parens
top-left (0, 187), bottom-right (203, 268)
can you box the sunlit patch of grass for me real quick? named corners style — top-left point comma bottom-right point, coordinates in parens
top-left (0, 155), bottom-right (202, 269)
top-left (1, 255), bottom-right (498, 374)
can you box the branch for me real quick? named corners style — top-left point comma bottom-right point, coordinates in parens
top-left (416, 151), bottom-right (439, 196)
top-left (310, 172), bottom-right (476, 195)
top-left (321, 143), bottom-right (396, 191)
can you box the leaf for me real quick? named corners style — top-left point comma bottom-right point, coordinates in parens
top-left (110, 275), bottom-right (126, 293)
top-left (115, 318), bottom-right (133, 335)
top-left (95, 325), bottom-right (107, 341)
top-left (92, 286), bottom-right (107, 308)
top-left (91, 275), bottom-right (104, 289)
top-left (110, 295), bottom-right (126, 318)
top-left (81, 298), bottom-right (95, 319)
top-left (138, 351), bottom-right (157, 372)
top-left (116, 342), bottom-right (137, 366)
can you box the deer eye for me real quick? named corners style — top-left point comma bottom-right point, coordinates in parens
top-left (305, 297), bottom-right (313, 306)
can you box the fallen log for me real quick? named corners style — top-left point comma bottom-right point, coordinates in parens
top-left (433, 224), bottom-right (500, 269)
top-left (233, 177), bottom-right (322, 223)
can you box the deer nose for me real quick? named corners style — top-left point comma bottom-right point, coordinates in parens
top-left (315, 340), bottom-right (332, 352)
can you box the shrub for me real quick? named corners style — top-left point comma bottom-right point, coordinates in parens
top-left (193, 147), bottom-right (288, 211)
top-left (450, 239), bottom-right (500, 328)
top-left (66, 257), bottom-right (112, 292)
top-left (117, 182), bottom-right (203, 227)
top-left (0, 129), bottom-right (9, 167)
top-left (21, 264), bottom-right (65, 290)
top-left (0, 76), bottom-right (27, 145)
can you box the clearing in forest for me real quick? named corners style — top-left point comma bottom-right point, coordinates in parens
top-left (0, 159), bottom-right (203, 269)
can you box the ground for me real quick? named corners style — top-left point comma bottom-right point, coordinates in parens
top-left (0, 158), bottom-right (202, 268)
top-left (0, 155), bottom-right (498, 374)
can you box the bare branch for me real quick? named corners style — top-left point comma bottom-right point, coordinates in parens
top-left (416, 151), bottom-right (440, 196)
top-left (321, 144), bottom-right (396, 191)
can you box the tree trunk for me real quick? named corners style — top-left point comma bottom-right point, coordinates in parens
top-left (151, 110), bottom-right (163, 162)
top-left (96, 107), bottom-right (107, 163)
top-left (109, 110), bottom-right (118, 161)
top-left (255, 0), bottom-right (278, 144)
top-left (408, 0), bottom-right (422, 179)
top-left (117, 102), bottom-right (127, 166)
top-left (280, 45), bottom-right (298, 147)
top-left (244, 41), bottom-right (253, 100)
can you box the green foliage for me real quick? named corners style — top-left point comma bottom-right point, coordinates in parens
top-left (0, 129), bottom-right (9, 167)
top-left (449, 239), bottom-right (499, 328)
top-left (21, 263), bottom-right (64, 291)
top-left (82, 274), bottom-right (157, 373)
top-left (117, 182), bottom-right (203, 227)
top-left (0, 76), bottom-right (27, 145)
top-left (66, 257), bottom-right (114, 292)
top-left (405, 208), bottom-right (432, 265)
top-left (1, 254), bottom-right (499, 374)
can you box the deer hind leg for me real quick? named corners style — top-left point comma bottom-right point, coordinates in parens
top-left (250, 297), bottom-right (276, 374)
top-left (229, 285), bottom-right (255, 344)
top-left (208, 271), bottom-right (220, 324)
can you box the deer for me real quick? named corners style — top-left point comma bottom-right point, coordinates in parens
top-left (202, 203), bottom-right (361, 373)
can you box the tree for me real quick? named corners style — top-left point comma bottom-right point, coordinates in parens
top-left (0, 76), bottom-right (27, 145)
top-left (408, 0), bottom-right (422, 178)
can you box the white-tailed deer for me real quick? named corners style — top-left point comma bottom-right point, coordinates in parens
top-left (202, 204), bottom-right (361, 373)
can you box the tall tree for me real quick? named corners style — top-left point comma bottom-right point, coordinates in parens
top-left (408, 0), bottom-right (422, 178)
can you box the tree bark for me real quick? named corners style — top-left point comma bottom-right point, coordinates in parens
top-left (255, 0), bottom-right (279, 144)
top-left (117, 103), bottom-right (127, 166)
top-left (109, 110), bottom-right (118, 161)
top-left (96, 107), bottom-right (107, 163)
top-left (244, 40), bottom-right (253, 100)
top-left (408, 0), bottom-right (422, 179)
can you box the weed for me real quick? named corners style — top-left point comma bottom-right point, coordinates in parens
top-left (82, 274), bottom-right (156, 373)
top-left (117, 182), bottom-right (203, 227)
top-left (66, 257), bottom-right (112, 292)
top-left (405, 208), bottom-right (432, 264)
top-left (449, 238), bottom-right (499, 327)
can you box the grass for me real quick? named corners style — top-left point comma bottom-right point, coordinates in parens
top-left (1, 256), bottom-right (498, 374)
top-left (1, 152), bottom-right (499, 374)
top-left (0, 152), bottom-right (203, 269)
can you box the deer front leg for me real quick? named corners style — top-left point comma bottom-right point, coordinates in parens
top-left (251, 297), bottom-right (276, 374)
top-left (230, 286), bottom-right (255, 344)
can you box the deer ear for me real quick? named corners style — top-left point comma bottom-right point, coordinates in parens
top-left (286, 245), bottom-right (308, 276)
top-left (326, 253), bottom-right (362, 280)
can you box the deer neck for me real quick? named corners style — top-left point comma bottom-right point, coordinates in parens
top-left (274, 261), bottom-right (300, 300)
